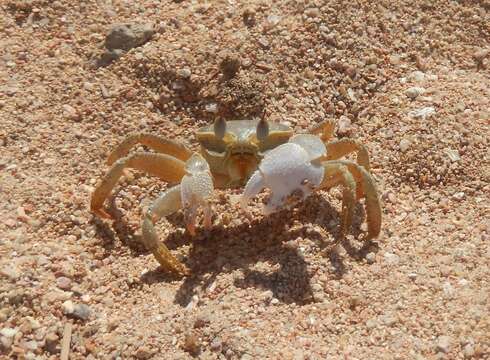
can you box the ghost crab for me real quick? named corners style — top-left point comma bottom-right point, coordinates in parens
top-left (90, 118), bottom-right (381, 275)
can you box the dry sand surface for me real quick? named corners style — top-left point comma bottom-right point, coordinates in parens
top-left (1, 0), bottom-right (489, 359)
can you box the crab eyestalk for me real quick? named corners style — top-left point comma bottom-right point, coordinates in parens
top-left (213, 117), bottom-right (227, 140)
top-left (256, 117), bottom-right (269, 141)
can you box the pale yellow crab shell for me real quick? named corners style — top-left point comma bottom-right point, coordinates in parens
top-left (195, 119), bottom-right (294, 187)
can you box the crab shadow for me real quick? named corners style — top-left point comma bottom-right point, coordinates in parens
top-left (135, 194), bottom-right (378, 307)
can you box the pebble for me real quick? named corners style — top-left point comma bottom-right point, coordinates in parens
top-left (265, 14), bottom-right (281, 30)
top-left (105, 23), bottom-right (155, 51)
top-left (436, 335), bottom-right (452, 353)
top-left (205, 102), bottom-right (218, 113)
top-left (462, 343), bottom-right (474, 358)
top-left (399, 139), bottom-right (411, 152)
top-left (442, 281), bottom-right (455, 298)
top-left (135, 345), bottom-right (153, 359)
top-left (21, 340), bottom-right (38, 352)
top-left (258, 37), bottom-right (270, 49)
top-left (44, 333), bottom-right (59, 354)
top-left (405, 86), bottom-right (426, 99)
top-left (0, 336), bottom-right (13, 350)
top-left (304, 7), bottom-right (320, 18)
top-left (365, 252), bottom-right (376, 264)
top-left (56, 276), bottom-right (72, 290)
top-left (62, 104), bottom-right (79, 120)
top-left (210, 337), bottom-right (222, 351)
top-left (182, 331), bottom-right (201, 355)
top-left (177, 68), bottom-right (192, 79)
top-left (444, 149), bottom-right (460, 162)
top-left (72, 304), bottom-right (92, 320)
top-left (1, 265), bottom-right (20, 281)
top-left (0, 328), bottom-right (18, 338)
top-left (193, 313), bottom-right (211, 328)
top-left (337, 116), bottom-right (352, 136)
top-left (408, 106), bottom-right (435, 119)
top-left (384, 252), bottom-right (400, 265)
top-left (409, 71), bottom-right (425, 82)
top-left (62, 300), bottom-right (91, 320)
top-left (62, 300), bottom-right (75, 315)
top-left (452, 192), bottom-right (465, 201)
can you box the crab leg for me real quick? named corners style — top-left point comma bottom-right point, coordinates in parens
top-left (308, 119), bottom-right (336, 142)
top-left (319, 160), bottom-right (382, 240)
top-left (142, 185), bottom-right (189, 275)
top-left (319, 163), bottom-right (357, 238)
top-left (90, 152), bottom-right (186, 219)
top-left (142, 153), bottom-right (214, 275)
top-left (322, 139), bottom-right (371, 171)
top-left (106, 133), bottom-right (192, 165)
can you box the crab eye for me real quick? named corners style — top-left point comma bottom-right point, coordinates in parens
top-left (256, 118), bottom-right (269, 141)
top-left (214, 118), bottom-right (227, 140)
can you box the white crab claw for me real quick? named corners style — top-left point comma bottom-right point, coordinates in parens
top-left (288, 134), bottom-right (327, 161)
top-left (242, 142), bottom-right (325, 215)
top-left (181, 153), bottom-right (214, 235)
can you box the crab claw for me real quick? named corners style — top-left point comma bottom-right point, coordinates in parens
top-left (241, 137), bottom-right (326, 215)
top-left (181, 153), bottom-right (214, 235)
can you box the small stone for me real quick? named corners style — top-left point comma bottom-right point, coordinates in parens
top-left (177, 68), bottom-right (192, 79)
top-left (135, 345), bottom-right (153, 359)
top-left (264, 14), bottom-right (281, 29)
top-left (0, 328), bottom-right (18, 338)
top-left (243, 7), bottom-right (256, 27)
top-left (62, 300), bottom-right (74, 315)
top-left (381, 314), bottom-right (397, 326)
top-left (409, 71), bottom-right (425, 82)
top-left (105, 23), bottom-right (155, 51)
top-left (44, 333), bottom-right (59, 354)
top-left (72, 304), bottom-right (91, 321)
top-left (399, 139), bottom-right (411, 152)
top-left (366, 252), bottom-right (376, 264)
top-left (96, 49), bottom-right (124, 67)
top-left (436, 335), bottom-right (452, 353)
top-left (182, 331), bottom-right (201, 355)
top-left (405, 86), bottom-right (425, 99)
top-left (62, 104), bottom-right (79, 120)
top-left (43, 158), bottom-right (56, 165)
top-left (337, 116), bottom-right (351, 136)
top-left (210, 337), bottom-right (222, 351)
top-left (1, 266), bottom-right (20, 281)
top-left (442, 282), bottom-right (455, 298)
top-left (408, 273), bottom-right (418, 280)
top-left (205, 102), bottom-right (218, 113)
top-left (348, 296), bottom-right (362, 309)
top-left (0, 336), bottom-right (13, 351)
top-left (309, 283), bottom-right (322, 294)
top-left (0, 308), bottom-right (11, 322)
top-left (21, 340), bottom-right (38, 352)
top-left (473, 49), bottom-right (489, 62)
top-left (258, 37), bottom-right (270, 49)
top-left (304, 7), bottom-right (320, 17)
top-left (193, 313), bottom-right (210, 329)
top-left (56, 276), bottom-right (72, 290)
top-left (444, 149), bottom-right (460, 162)
top-left (452, 192), bottom-right (465, 201)
top-left (384, 252), bottom-right (400, 265)
top-left (270, 298), bottom-right (280, 305)
top-left (260, 290), bottom-right (274, 302)
top-left (408, 106), bottom-right (435, 119)
top-left (463, 343), bottom-right (474, 358)
top-left (366, 319), bottom-right (377, 329)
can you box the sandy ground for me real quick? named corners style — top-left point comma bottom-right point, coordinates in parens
top-left (0, 1), bottom-right (489, 359)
